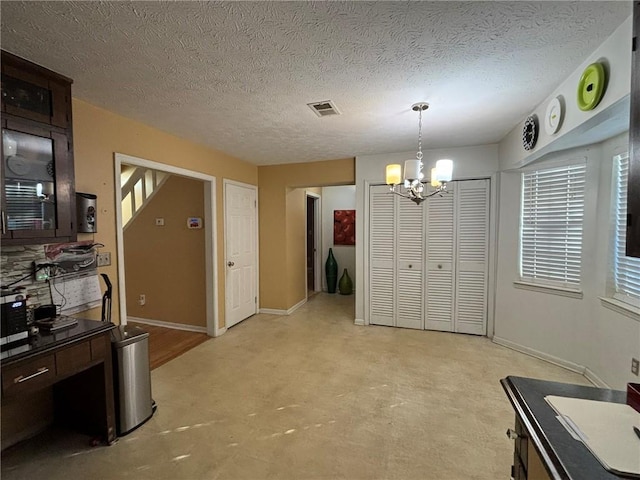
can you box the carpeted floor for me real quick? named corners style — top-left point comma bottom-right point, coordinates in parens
top-left (1, 293), bottom-right (590, 479)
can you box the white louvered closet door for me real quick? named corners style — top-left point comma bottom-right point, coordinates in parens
top-left (425, 183), bottom-right (456, 332)
top-left (396, 196), bottom-right (425, 329)
top-left (454, 179), bottom-right (489, 335)
top-left (369, 186), bottom-right (395, 326)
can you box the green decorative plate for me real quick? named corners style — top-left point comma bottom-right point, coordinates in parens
top-left (577, 63), bottom-right (605, 111)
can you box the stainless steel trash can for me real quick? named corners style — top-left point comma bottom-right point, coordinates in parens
top-left (111, 325), bottom-right (154, 436)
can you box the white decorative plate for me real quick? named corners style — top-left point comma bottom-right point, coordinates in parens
top-left (544, 97), bottom-right (563, 135)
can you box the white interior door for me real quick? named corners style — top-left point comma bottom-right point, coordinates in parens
top-left (224, 181), bottom-right (257, 328)
top-left (367, 180), bottom-right (489, 335)
top-left (425, 183), bottom-right (456, 332)
top-left (454, 179), bottom-right (489, 335)
top-left (396, 197), bottom-right (424, 329)
top-left (369, 186), bottom-right (395, 326)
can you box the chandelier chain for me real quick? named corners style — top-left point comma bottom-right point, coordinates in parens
top-left (417, 108), bottom-right (423, 161)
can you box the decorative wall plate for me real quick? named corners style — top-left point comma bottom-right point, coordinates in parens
top-left (522, 115), bottom-right (539, 151)
top-left (7, 155), bottom-right (30, 176)
top-left (544, 97), bottom-right (563, 135)
top-left (577, 63), bottom-right (605, 111)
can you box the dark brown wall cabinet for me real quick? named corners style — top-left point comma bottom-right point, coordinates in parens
top-left (1, 50), bottom-right (76, 245)
top-left (627, 3), bottom-right (640, 257)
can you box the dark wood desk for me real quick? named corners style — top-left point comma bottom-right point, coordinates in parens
top-left (501, 376), bottom-right (628, 480)
top-left (1, 319), bottom-right (116, 446)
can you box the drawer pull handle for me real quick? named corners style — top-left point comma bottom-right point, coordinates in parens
top-left (14, 367), bottom-right (49, 384)
top-left (506, 428), bottom-right (519, 440)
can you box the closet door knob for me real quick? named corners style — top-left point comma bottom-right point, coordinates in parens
top-left (506, 429), bottom-right (519, 440)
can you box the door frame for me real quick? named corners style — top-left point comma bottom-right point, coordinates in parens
top-left (114, 153), bottom-right (221, 337)
top-left (306, 191), bottom-right (322, 296)
top-left (223, 179), bottom-right (259, 327)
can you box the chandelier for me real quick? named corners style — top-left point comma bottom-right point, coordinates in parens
top-left (385, 103), bottom-right (453, 205)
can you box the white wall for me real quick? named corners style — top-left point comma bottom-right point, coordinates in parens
top-left (494, 132), bottom-right (640, 390)
top-left (321, 185), bottom-right (356, 292)
top-left (499, 16), bottom-right (632, 170)
top-left (355, 144), bottom-right (500, 324)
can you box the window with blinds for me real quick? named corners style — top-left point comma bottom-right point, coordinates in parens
top-left (612, 153), bottom-right (640, 308)
top-left (520, 163), bottom-right (586, 288)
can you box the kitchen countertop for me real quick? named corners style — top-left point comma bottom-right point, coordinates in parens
top-left (501, 376), bottom-right (629, 480)
top-left (1, 318), bottom-right (115, 365)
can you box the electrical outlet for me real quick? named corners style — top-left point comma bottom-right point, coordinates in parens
top-left (138, 294), bottom-right (146, 306)
top-left (632, 358), bottom-right (640, 376)
top-left (97, 252), bottom-right (111, 267)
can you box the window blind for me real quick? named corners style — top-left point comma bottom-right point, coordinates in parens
top-left (520, 164), bottom-right (586, 287)
top-left (612, 153), bottom-right (640, 307)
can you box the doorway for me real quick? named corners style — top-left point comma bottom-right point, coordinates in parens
top-left (306, 192), bottom-right (321, 296)
top-left (114, 153), bottom-right (220, 337)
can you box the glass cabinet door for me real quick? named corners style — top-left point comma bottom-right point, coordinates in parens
top-left (2, 129), bottom-right (56, 232)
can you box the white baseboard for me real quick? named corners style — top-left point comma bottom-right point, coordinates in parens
top-left (583, 368), bottom-right (610, 388)
top-left (354, 318), bottom-right (365, 326)
top-left (492, 336), bottom-right (586, 375)
top-left (127, 316), bottom-right (208, 334)
top-left (259, 298), bottom-right (307, 316)
top-left (287, 298), bottom-right (306, 315)
top-left (259, 308), bottom-right (287, 315)
top-left (214, 326), bottom-right (227, 337)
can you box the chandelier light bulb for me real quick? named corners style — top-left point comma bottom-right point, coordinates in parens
top-left (386, 164), bottom-right (402, 185)
top-left (435, 159), bottom-right (453, 182)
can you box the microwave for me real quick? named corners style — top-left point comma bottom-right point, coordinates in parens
top-left (1, 292), bottom-right (28, 345)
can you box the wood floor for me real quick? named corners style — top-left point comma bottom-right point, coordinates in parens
top-left (128, 322), bottom-right (210, 370)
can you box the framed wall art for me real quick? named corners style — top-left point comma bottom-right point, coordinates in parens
top-left (334, 209), bottom-right (355, 245)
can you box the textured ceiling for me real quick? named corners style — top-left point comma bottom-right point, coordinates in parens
top-left (0, 1), bottom-right (632, 165)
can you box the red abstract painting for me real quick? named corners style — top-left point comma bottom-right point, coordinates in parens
top-left (334, 210), bottom-right (355, 245)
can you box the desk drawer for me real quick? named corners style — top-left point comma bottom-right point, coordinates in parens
top-left (56, 342), bottom-right (91, 377)
top-left (90, 335), bottom-right (107, 360)
top-left (2, 354), bottom-right (56, 397)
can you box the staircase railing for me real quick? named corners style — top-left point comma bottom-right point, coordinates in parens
top-left (121, 168), bottom-right (168, 229)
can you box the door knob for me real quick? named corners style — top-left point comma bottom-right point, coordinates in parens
top-left (506, 428), bottom-right (519, 440)
top-left (227, 261), bottom-right (235, 267)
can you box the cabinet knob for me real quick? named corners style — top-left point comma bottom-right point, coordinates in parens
top-left (437, 264), bottom-right (442, 269)
top-left (227, 261), bottom-right (235, 267)
top-left (408, 264), bottom-right (412, 268)
top-left (506, 428), bottom-right (519, 440)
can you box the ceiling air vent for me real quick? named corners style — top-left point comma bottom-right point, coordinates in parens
top-left (307, 100), bottom-right (340, 117)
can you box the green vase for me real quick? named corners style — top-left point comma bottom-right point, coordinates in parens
top-left (338, 268), bottom-right (353, 295)
top-left (326, 248), bottom-right (338, 293)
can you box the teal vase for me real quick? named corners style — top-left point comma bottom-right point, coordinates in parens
top-left (338, 268), bottom-right (353, 295)
top-left (326, 248), bottom-right (338, 293)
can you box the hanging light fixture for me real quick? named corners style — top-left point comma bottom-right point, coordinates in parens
top-left (385, 103), bottom-right (453, 205)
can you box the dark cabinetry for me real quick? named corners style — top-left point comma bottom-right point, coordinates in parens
top-left (1, 50), bottom-right (76, 245)
top-left (628, 3), bottom-right (640, 257)
top-left (501, 376), bottom-right (627, 480)
top-left (1, 320), bottom-right (116, 446)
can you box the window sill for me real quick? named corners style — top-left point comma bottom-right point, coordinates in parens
top-left (599, 297), bottom-right (640, 323)
top-left (513, 281), bottom-right (583, 299)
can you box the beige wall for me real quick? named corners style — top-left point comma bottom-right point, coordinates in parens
top-left (258, 158), bottom-right (354, 310)
top-left (124, 175), bottom-right (206, 327)
top-left (286, 188), bottom-right (306, 306)
top-left (72, 98), bottom-right (257, 327)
